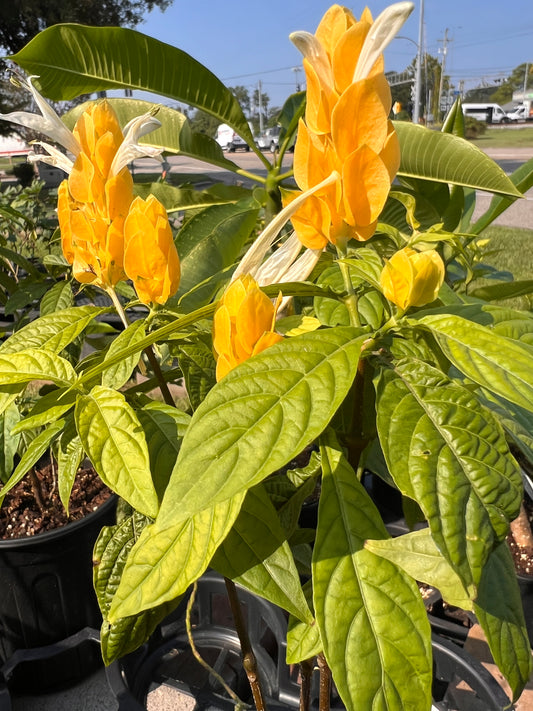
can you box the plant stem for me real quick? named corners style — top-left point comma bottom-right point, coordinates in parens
top-left (224, 577), bottom-right (268, 711)
top-left (186, 582), bottom-right (249, 710)
top-left (105, 286), bottom-right (175, 408)
top-left (510, 502), bottom-right (533, 550)
top-left (337, 258), bottom-right (361, 328)
top-left (317, 653), bottom-right (331, 711)
top-left (299, 658), bottom-right (314, 711)
top-left (29, 467), bottom-right (46, 512)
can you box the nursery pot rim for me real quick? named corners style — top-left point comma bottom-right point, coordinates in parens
top-left (0, 493), bottom-right (116, 549)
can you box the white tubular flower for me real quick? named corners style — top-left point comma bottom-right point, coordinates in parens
top-left (0, 76), bottom-right (81, 158)
top-left (354, 2), bottom-right (414, 81)
top-left (109, 111), bottom-right (164, 177)
top-left (27, 141), bottom-right (74, 174)
top-left (232, 170), bottom-right (340, 286)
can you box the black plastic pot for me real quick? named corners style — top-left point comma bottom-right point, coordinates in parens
top-left (107, 571), bottom-right (511, 711)
top-left (0, 495), bottom-right (116, 693)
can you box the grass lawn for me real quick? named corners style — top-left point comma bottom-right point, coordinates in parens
top-left (471, 125), bottom-right (533, 149)
top-left (473, 224), bottom-right (533, 309)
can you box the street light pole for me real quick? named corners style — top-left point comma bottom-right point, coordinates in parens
top-left (413, 0), bottom-right (424, 124)
top-left (437, 27), bottom-right (449, 121)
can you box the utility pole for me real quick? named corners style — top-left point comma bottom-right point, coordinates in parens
top-left (258, 80), bottom-right (264, 135)
top-left (413, 0), bottom-right (424, 124)
top-left (437, 28), bottom-right (449, 121)
top-left (524, 63), bottom-right (530, 95)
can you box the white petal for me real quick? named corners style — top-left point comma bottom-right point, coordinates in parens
top-left (254, 234), bottom-right (303, 286)
top-left (110, 111), bottom-right (163, 176)
top-left (27, 141), bottom-right (74, 174)
top-left (232, 170), bottom-right (340, 284)
top-left (354, 2), bottom-right (414, 81)
top-left (0, 76), bottom-right (81, 157)
top-left (290, 31), bottom-right (334, 92)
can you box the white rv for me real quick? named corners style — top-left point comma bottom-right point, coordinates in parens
top-left (461, 103), bottom-right (510, 124)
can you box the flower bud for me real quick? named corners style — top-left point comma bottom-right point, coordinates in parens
top-left (213, 275), bottom-right (283, 381)
top-left (380, 247), bottom-right (445, 310)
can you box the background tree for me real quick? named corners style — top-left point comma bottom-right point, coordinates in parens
top-left (0, 0), bottom-right (173, 55)
top-left (188, 109), bottom-right (218, 138)
top-left (490, 63), bottom-right (533, 104)
top-left (229, 86), bottom-right (251, 116)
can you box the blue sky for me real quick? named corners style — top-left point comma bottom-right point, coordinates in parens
top-left (136, 0), bottom-right (533, 110)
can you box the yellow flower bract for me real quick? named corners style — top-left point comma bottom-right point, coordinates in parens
top-left (287, 4), bottom-right (400, 248)
top-left (213, 275), bottom-right (284, 381)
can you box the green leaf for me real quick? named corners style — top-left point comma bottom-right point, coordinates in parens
top-left (174, 201), bottom-right (260, 312)
top-left (12, 387), bottom-right (78, 433)
top-left (365, 529), bottom-right (472, 609)
top-left (75, 386), bottom-right (159, 517)
top-left (0, 421), bottom-right (66, 505)
top-left (178, 337), bottom-right (216, 411)
top-left (154, 327), bottom-right (366, 529)
top-left (12, 24), bottom-right (256, 147)
top-left (395, 122), bottom-right (522, 197)
top-left (313, 431), bottom-right (432, 711)
top-left (286, 580), bottom-right (322, 664)
top-left (136, 401), bottom-right (190, 500)
top-left (212, 483), bottom-right (312, 623)
top-left (0, 349), bottom-right (76, 387)
top-left (109, 493), bottom-right (245, 621)
top-left (474, 543), bottom-right (533, 701)
top-left (56, 425), bottom-right (84, 515)
top-left (102, 320), bottom-right (145, 390)
top-left (94, 511), bottom-right (180, 665)
top-left (471, 155), bottom-right (533, 234)
top-left (469, 279), bottom-right (533, 302)
top-left (134, 182), bottom-right (251, 212)
top-left (0, 306), bottom-right (108, 355)
top-left (315, 264), bottom-right (385, 329)
top-left (0, 403), bottom-right (20, 484)
top-left (65, 99), bottom-right (243, 174)
top-left (419, 313), bottom-right (533, 412)
top-left (40, 280), bottom-right (74, 316)
top-left (375, 358), bottom-right (522, 592)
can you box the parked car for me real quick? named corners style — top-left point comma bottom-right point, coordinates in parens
top-left (257, 126), bottom-right (281, 152)
top-left (215, 124), bottom-right (249, 152)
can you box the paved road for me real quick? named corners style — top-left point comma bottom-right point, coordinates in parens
top-left (137, 145), bottom-right (533, 230)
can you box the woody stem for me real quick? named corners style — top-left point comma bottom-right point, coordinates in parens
top-left (105, 286), bottom-right (175, 408)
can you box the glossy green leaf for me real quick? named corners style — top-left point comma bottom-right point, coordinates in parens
top-left (65, 99), bottom-right (242, 174)
top-left (109, 493), bottom-right (245, 621)
top-left (0, 306), bottom-right (108, 355)
top-left (394, 122), bottom-right (522, 198)
top-left (286, 580), bottom-right (322, 664)
top-left (0, 421), bottom-right (66, 504)
top-left (0, 403), bottom-right (20, 484)
top-left (134, 182), bottom-right (251, 212)
top-left (0, 349), bottom-right (76, 387)
top-left (12, 24), bottom-right (256, 146)
top-left (375, 358), bottom-right (522, 592)
top-left (136, 401), bottom-right (190, 500)
top-left (469, 279), bottom-right (533, 302)
top-left (313, 431), bottom-right (432, 711)
top-left (75, 385), bottom-right (159, 517)
top-left (212, 484), bottom-right (312, 623)
top-left (40, 280), bottom-right (74, 316)
top-left (365, 529), bottom-right (472, 609)
top-left (154, 327), bottom-right (366, 528)
top-left (474, 543), bottom-right (533, 701)
top-left (419, 313), bottom-right (533, 412)
top-left (174, 201), bottom-right (260, 312)
top-left (102, 320), bottom-right (145, 390)
top-left (94, 511), bottom-right (180, 665)
top-left (315, 264), bottom-right (385, 329)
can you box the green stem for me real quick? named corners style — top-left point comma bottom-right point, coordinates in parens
top-left (236, 168), bottom-right (267, 184)
top-left (337, 259), bottom-right (361, 328)
top-left (105, 286), bottom-right (175, 408)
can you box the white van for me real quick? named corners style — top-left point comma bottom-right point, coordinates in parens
top-left (215, 124), bottom-right (249, 152)
top-left (461, 103), bottom-right (510, 124)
